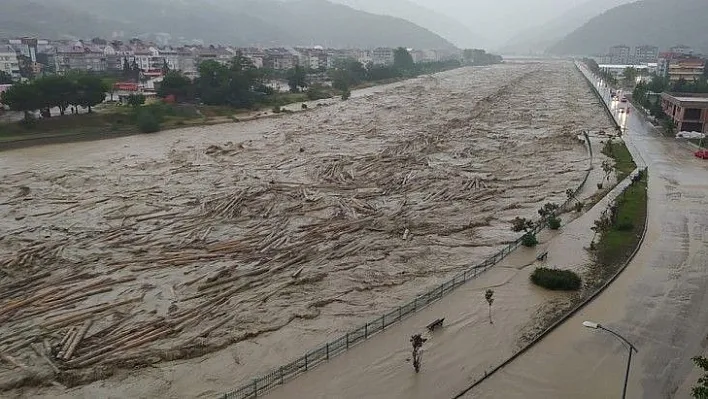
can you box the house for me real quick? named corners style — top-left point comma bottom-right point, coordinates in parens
top-left (0, 45), bottom-right (20, 80)
top-left (661, 92), bottom-right (708, 133)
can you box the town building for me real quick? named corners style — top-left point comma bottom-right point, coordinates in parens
top-left (608, 45), bottom-right (631, 65)
top-left (54, 41), bottom-right (108, 73)
top-left (666, 57), bottom-right (706, 82)
top-left (661, 92), bottom-right (708, 133)
top-left (263, 48), bottom-right (298, 70)
top-left (670, 45), bottom-right (693, 56)
top-left (634, 45), bottom-right (659, 63)
top-left (372, 48), bottom-right (395, 66)
top-left (0, 44), bottom-right (20, 80)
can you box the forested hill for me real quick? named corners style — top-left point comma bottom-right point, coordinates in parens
top-left (549, 0), bottom-right (708, 55)
top-left (0, 0), bottom-right (455, 49)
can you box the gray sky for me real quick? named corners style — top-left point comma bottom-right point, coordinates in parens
top-left (407, 0), bottom-right (604, 44)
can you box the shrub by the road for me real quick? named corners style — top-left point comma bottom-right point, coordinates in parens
top-left (531, 267), bottom-right (581, 291)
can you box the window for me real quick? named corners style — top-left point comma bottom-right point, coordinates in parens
top-left (684, 108), bottom-right (702, 120)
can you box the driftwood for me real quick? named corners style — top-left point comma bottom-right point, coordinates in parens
top-left (63, 320), bottom-right (92, 360)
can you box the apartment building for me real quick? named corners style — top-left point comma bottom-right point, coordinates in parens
top-left (0, 45), bottom-right (20, 80)
top-left (372, 47), bottom-right (394, 66)
top-left (634, 45), bottom-right (659, 63)
top-left (667, 57), bottom-right (706, 82)
top-left (609, 45), bottom-right (631, 65)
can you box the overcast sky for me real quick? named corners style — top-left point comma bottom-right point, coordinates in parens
top-left (407, 0), bottom-right (599, 43)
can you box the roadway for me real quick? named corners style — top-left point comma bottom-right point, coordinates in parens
top-left (467, 66), bottom-right (708, 398)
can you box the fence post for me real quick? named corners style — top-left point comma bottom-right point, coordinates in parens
top-left (279, 366), bottom-right (284, 385)
top-left (326, 343), bottom-right (330, 360)
top-left (253, 379), bottom-right (258, 398)
top-left (398, 306), bottom-right (402, 320)
top-left (305, 353), bottom-right (308, 371)
top-left (364, 323), bottom-right (368, 338)
top-left (382, 315), bottom-right (386, 330)
top-left (346, 333), bottom-right (349, 349)
top-left (413, 297), bottom-right (418, 311)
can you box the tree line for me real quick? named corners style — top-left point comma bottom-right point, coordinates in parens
top-left (1, 73), bottom-right (108, 121)
top-left (159, 47), bottom-right (497, 106)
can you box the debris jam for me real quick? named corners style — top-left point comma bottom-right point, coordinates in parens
top-left (0, 61), bottom-right (611, 394)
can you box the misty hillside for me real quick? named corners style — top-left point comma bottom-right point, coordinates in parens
top-left (549, 0), bottom-right (708, 55)
top-left (324, 0), bottom-right (487, 48)
top-left (499, 0), bottom-right (630, 54)
top-left (0, 0), bottom-right (455, 49)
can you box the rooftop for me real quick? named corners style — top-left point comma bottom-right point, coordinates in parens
top-left (662, 92), bottom-right (708, 106)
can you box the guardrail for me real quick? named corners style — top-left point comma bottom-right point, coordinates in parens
top-left (222, 125), bottom-right (595, 399)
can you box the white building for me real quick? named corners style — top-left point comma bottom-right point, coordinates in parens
top-left (0, 45), bottom-right (20, 80)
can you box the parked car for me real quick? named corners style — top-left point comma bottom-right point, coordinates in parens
top-left (621, 97), bottom-right (628, 103)
top-left (695, 149), bottom-right (708, 159)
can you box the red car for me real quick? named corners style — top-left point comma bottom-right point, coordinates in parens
top-left (695, 149), bottom-right (708, 159)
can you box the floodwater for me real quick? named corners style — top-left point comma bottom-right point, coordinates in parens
top-left (1, 61), bottom-right (612, 398)
top-left (468, 67), bottom-right (708, 399)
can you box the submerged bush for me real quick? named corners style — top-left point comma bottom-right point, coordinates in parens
top-left (522, 233), bottom-right (538, 247)
top-left (136, 110), bottom-right (161, 133)
top-left (531, 267), bottom-right (581, 291)
top-left (548, 217), bottom-right (562, 230)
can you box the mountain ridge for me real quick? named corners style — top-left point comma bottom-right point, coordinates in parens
top-left (0, 0), bottom-right (456, 49)
top-left (549, 0), bottom-right (708, 55)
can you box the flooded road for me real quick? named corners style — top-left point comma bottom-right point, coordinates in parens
top-left (469, 67), bottom-right (708, 399)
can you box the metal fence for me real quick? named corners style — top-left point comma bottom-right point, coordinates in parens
top-left (223, 139), bottom-right (593, 399)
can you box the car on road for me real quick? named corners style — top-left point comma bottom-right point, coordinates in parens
top-left (695, 149), bottom-right (708, 159)
top-left (621, 97), bottom-right (628, 103)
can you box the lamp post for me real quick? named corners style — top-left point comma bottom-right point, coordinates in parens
top-left (583, 321), bottom-right (638, 399)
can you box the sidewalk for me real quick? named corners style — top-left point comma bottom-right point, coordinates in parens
top-left (264, 168), bottom-right (632, 399)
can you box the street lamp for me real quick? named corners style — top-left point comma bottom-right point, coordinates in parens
top-left (583, 321), bottom-right (638, 399)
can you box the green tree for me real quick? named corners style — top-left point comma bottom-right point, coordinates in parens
top-left (672, 77), bottom-right (688, 92)
top-left (287, 65), bottom-right (308, 93)
top-left (161, 59), bottom-right (170, 76)
top-left (126, 93), bottom-right (146, 108)
top-left (35, 75), bottom-right (76, 116)
top-left (75, 74), bottom-right (108, 113)
top-left (393, 47), bottom-right (414, 72)
top-left (538, 203), bottom-right (561, 230)
top-left (0, 71), bottom-right (13, 84)
top-left (102, 77), bottom-right (117, 101)
top-left (623, 67), bottom-right (639, 87)
top-left (195, 55), bottom-right (262, 107)
top-left (158, 71), bottom-right (193, 102)
top-left (0, 82), bottom-right (41, 121)
top-left (511, 217), bottom-right (538, 247)
top-left (693, 356), bottom-right (708, 398)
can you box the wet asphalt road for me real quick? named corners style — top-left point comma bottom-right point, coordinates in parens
top-left (469, 68), bottom-right (708, 399)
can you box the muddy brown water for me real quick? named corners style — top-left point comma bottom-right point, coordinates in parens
top-left (2, 61), bottom-right (614, 398)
